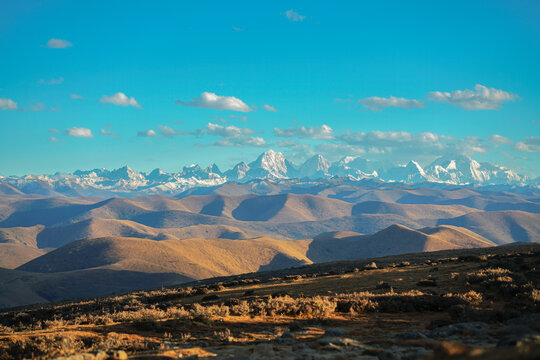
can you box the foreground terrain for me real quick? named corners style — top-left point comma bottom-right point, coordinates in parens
top-left (1, 244), bottom-right (539, 359)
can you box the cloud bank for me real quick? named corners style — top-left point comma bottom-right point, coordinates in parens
top-left (427, 84), bottom-right (518, 110)
top-left (358, 96), bottom-right (425, 111)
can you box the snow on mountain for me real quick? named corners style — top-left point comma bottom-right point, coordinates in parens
top-left (382, 161), bottom-right (431, 183)
top-left (1, 150), bottom-right (533, 197)
top-left (246, 150), bottom-right (291, 179)
top-left (298, 154), bottom-right (331, 179)
top-left (425, 155), bottom-right (523, 185)
top-left (224, 162), bottom-right (250, 181)
top-left (328, 156), bottom-right (378, 179)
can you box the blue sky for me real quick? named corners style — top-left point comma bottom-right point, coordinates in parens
top-left (0, 0), bottom-right (539, 176)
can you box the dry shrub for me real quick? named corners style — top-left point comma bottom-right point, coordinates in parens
top-left (230, 300), bottom-right (251, 316)
top-left (190, 303), bottom-right (230, 319)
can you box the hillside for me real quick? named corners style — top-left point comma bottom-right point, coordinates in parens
top-left (438, 210), bottom-right (540, 244)
top-left (1, 244), bottom-right (539, 359)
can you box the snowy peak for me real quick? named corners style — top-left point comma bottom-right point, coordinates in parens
top-left (248, 150), bottom-right (289, 179)
top-left (298, 154), bottom-right (331, 178)
top-left (1, 151), bottom-right (533, 197)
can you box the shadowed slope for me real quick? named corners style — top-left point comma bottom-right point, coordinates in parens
top-left (438, 210), bottom-right (540, 244)
top-left (307, 224), bottom-right (495, 262)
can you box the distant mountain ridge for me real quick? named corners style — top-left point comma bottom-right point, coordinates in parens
top-left (1, 150), bottom-right (536, 197)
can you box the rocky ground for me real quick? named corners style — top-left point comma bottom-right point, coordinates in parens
top-left (0, 244), bottom-right (539, 359)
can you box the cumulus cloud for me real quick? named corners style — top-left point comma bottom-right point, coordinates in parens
top-left (285, 9), bottom-right (306, 22)
top-left (426, 84), bottom-right (518, 110)
top-left (65, 127), bottom-right (93, 138)
top-left (489, 134), bottom-right (512, 144)
top-left (100, 92), bottom-right (141, 108)
top-left (263, 104), bottom-right (278, 112)
top-left (157, 125), bottom-right (187, 138)
top-left (0, 98), bottom-right (17, 111)
top-left (175, 92), bottom-right (252, 112)
top-left (195, 122), bottom-right (265, 147)
top-left (214, 136), bottom-right (266, 147)
top-left (333, 130), bottom-right (488, 161)
top-left (44, 38), bottom-right (73, 49)
top-left (274, 124), bottom-right (334, 140)
top-left (38, 77), bottom-right (64, 85)
top-left (70, 94), bottom-right (83, 99)
top-left (137, 129), bottom-right (157, 137)
top-left (203, 122), bottom-right (255, 137)
top-left (514, 137), bottom-right (540, 152)
top-left (358, 96), bottom-right (425, 111)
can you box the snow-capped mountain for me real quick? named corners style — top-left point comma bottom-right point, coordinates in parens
top-left (245, 150), bottom-right (295, 179)
top-left (381, 161), bottom-right (430, 183)
top-left (424, 155), bottom-right (523, 185)
top-left (0, 150), bottom-right (534, 197)
top-left (298, 154), bottom-right (331, 179)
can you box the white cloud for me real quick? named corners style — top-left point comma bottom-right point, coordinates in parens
top-left (229, 114), bottom-right (248, 122)
top-left (514, 137), bottom-right (540, 152)
top-left (426, 84), bottom-right (518, 110)
top-left (232, 26), bottom-right (244, 32)
top-left (137, 129), bottom-right (157, 137)
top-left (45, 38), bottom-right (73, 49)
top-left (48, 136), bottom-right (62, 143)
top-left (285, 9), bottom-right (306, 22)
top-left (263, 104), bottom-right (278, 112)
top-left (100, 129), bottom-right (118, 137)
top-left (48, 129), bottom-right (60, 134)
top-left (30, 103), bottom-right (60, 112)
top-left (157, 125), bottom-right (186, 138)
top-left (215, 136), bottom-right (266, 147)
top-left (70, 94), bottom-right (83, 99)
top-left (274, 124), bottom-right (334, 140)
top-left (194, 122), bottom-right (264, 147)
top-left (489, 134), bottom-right (512, 144)
top-left (358, 96), bottom-right (425, 111)
top-left (176, 92), bottom-right (252, 112)
top-left (0, 98), bottom-right (17, 111)
top-left (203, 122), bottom-right (255, 137)
top-left (38, 77), bottom-right (64, 85)
top-left (334, 130), bottom-right (488, 160)
top-left (100, 92), bottom-right (141, 108)
top-left (65, 127), bottom-right (93, 138)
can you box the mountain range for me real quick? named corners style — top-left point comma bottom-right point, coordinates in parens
top-left (1, 150), bottom-right (536, 197)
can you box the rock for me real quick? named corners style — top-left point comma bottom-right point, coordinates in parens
top-left (378, 350), bottom-right (401, 360)
top-left (111, 350), bottom-right (128, 360)
top-left (428, 322), bottom-right (489, 337)
top-left (416, 279), bottom-right (437, 287)
top-left (390, 330), bottom-right (428, 340)
top-left (324, 327), bottom-right (349, 336)
top-left (364, 262), bottom-right (378, 270)
top-left (252, 342), bottom-right (274, 355)
top-left (507, 313), bottom-right (540, 330)
top-left (280, 331), bottom-right (295, 339)
top-left (95, 351), bottom-right (108, 360)
top-left (495, 326), bottom-right (539, 347)
top-left (318, 336), bottom-right (364, 348)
